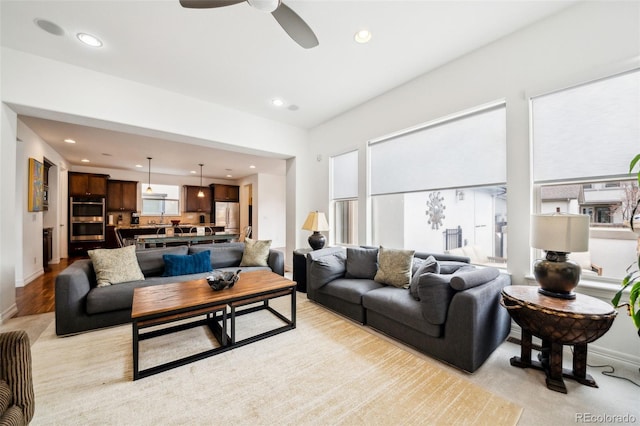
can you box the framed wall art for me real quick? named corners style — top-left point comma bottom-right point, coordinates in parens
top-left (28, 158), bottom-right (44, 212)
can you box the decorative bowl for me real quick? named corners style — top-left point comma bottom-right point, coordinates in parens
top-left (207, 270), bottom-right (241, 291)
top-left (171, 220), bottom-right (181, 226)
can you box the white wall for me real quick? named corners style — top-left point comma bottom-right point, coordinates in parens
top-left (305, 1), bottom-right (640, 365)
top-left (0, 104), bottom-right (18, 320)
top-left (255, 173), bottom-right (286, 248)
top-left (15, 120), bottom-right (68, 286)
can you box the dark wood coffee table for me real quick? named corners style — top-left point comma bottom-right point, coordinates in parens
top-left (131, 270), bottom-right (296, 380)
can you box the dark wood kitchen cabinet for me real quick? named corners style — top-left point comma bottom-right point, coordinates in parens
top-left (68, 172), bottom-right (109, 197)
top-left (211, 184), bottom-right (239, 202)
top-left (107, 180), bottom-right (138, 212)
top-left (184, 185), bottom-right (211, 212)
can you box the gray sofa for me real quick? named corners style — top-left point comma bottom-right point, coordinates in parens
top-left (306, 246), bottom-right (511, 372)
top-left (55, 242), bottom-right (284, 336)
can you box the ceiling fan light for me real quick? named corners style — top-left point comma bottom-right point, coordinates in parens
top-left (247, 0), bottom-right (280, 12)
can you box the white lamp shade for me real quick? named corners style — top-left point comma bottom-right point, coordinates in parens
top-left (302, 211), bottom-right (329, 232)
top-left (531, 213), bottom-right (589, 253)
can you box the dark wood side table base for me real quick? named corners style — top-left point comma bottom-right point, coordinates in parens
top-left (509, 329), bottom-right (598, 394)
top-left (501, 286), bottom-right (615, 394)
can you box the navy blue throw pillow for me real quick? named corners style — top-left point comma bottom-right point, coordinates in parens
top-left (162, 250), bottom-right (212, 277)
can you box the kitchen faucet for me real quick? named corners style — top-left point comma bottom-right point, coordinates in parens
top-left (159, 212), bottom-right (164, 225)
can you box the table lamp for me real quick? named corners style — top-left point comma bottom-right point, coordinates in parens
top-left (302, 211), bottom-right (329, 250)
top-left (531, 213), bottom-right (590, 299)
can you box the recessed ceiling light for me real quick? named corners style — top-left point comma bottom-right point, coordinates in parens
top-left (81, 159), bottom-right (90, 163)
top-left (135, 164), bottom-right (143, 168)
top-left (226, 174), bottom-right (233, 178)
top-left (249, 165), bottom-right (256, 169)
top-left (77, 32), bottom-right (103, 47)
top-left (271, 98), bottom-right (285, 107)
top-left (64, 138), bottom-right (76, 144)
top-left (190, 170), bottom-right (197, 174)
top-left (34, 19), bottom-right (65, 36)
top-left (354, 29), bottom-right (372, 44)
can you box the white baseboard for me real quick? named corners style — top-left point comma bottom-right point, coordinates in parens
top-left (0, 304), bottom-right (18, 323)
top-left (17, 268), bottom-right (44, 288)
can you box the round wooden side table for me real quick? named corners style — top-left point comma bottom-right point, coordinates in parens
top-left (501, 285), bottom-right (616, 393)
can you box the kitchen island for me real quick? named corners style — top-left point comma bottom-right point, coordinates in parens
top-left (134, 232), bottom-right (239, 249)
top-left (114, 224), bottom-right (230, 248)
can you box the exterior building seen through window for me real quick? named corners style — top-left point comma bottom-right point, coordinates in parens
top-left (141, 183), bottom-right (180, 216)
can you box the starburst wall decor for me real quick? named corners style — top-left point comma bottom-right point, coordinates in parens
top-left (426, 192), bottom-right (445, 230)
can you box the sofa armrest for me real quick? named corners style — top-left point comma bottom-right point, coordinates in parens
top-left (55, 259), bottom-right (94, 336)
top-left (268, 249), bottom-right (285, 276)
top-left (444, 273), bottom-right (512, 372)
top-left (0, 331), bottom-right (34, 424)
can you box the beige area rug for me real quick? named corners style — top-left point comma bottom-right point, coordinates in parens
top-left (21, 297), bottom-right (521, 425)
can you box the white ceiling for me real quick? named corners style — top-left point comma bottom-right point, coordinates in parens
top-left (1, 0), bottom-right (576, 178)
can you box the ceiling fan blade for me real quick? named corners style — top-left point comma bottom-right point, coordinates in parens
top-left (271, 3), bottom-right (318, 49)
top-left (180, 0), bottom-right (244, 9)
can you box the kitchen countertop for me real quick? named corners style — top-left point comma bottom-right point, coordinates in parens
top-left (116, 223), bottom-right (222, 229)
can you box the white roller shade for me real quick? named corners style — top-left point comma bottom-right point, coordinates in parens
top-left (331, 150), bottom-right (358, 200)
top-left (532, 69), bottom-right (640, 183)
top-left (369, 104), bottom-right (506, 196)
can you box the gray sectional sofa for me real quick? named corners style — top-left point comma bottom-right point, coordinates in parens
top-left (306, 246), bottom-right (511, 372)
top-left (55, 242), bottom-right (284, 336)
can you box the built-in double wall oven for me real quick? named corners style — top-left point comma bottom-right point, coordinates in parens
top-left (70, 197), bottom-right (105, 241)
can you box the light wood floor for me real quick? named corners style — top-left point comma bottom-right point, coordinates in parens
top-left (15, 258), bottom-right (75, 317)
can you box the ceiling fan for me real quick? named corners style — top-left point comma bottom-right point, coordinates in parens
top-left (179, 0), bottom-right (319, 49)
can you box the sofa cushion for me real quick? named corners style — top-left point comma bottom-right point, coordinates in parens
top-left (162, 250), bottom-right (212, 277)
top-left (307, 250), bottom-right (346, 291)
top-left (374, 247), bottom-right (415, 288)
top-left (240, 238), bottom-right (272, 267)
top-left (189, 243), bottom-right (244, 268)
top-left (86, 271), bottom-right (212, 314)
top-left (409, 256), bottom-right (440, 300)
top-left (413, 273), bottom-right (456, 325)
top-left (136, 246), bottom-right (189, 277)
top-left (318, 278), bottom-right (383, 305)
top-left (88, 245), bottom-right (145, 287)
top-left (450, 267), bottom-right (500, 291)
top-left (439, 260), bottom-right (472, 274)
top-left (362, 287), bottom-right (442, 338)
top-left (345, 247), bottom-right (378, 279)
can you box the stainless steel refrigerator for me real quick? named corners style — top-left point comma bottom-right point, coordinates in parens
top-left (214, 202), bottom-right (240, 234)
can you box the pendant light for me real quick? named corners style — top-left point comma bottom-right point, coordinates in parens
top-left (197, 163), bottom-right (205, 198)
top-left (145, 157), bottom-right (153, 194)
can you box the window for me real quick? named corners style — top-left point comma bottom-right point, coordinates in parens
top-left (368, 103), bottom-right (507, 264)
top-left (532, 69), bottom-right (640, 281)
top-left (141, 183), bottom-right (180, 216)
top-left (331, 150), bottom-right (359, 245)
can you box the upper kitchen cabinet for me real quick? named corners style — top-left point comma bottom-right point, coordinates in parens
top-left (184, 185), bottom-right (211, 212)
top-left (68, 172), bottom-right (109, 197)
top-left (107, 180), bottom-right (138, 212)
top-left (211, 184), bottom-right (239, 202)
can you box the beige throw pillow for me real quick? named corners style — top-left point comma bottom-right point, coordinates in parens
top-left (88, 245), bottom-right (145, 287)
top-left (374, 246), bottom-right (415, 288)
top-left (240, 238), bottom-right (272, 267)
